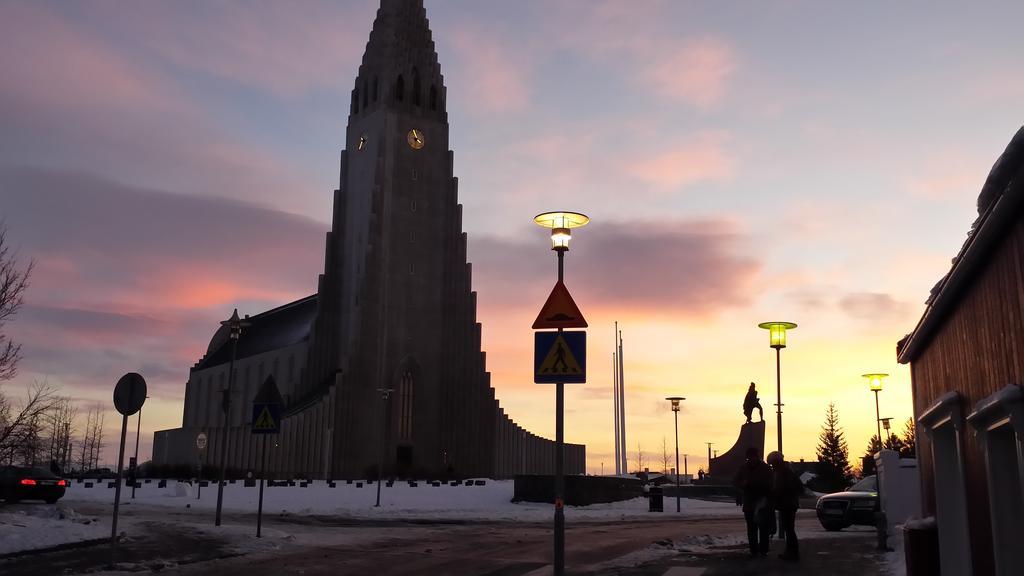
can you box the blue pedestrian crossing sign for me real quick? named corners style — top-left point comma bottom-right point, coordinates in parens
top-left (251, 375), bottom-right (283, 435)
top-left (534, 331), bottom-right (586, 384)
top-left (252, 403), bottom-right (281, 434)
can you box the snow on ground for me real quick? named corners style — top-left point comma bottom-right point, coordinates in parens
top-left (61, 479), bottom-right (742, 522)
top-left (0, 503), bottom-right (107, 555)
top-left (882, 525), bottom-right (907, 576)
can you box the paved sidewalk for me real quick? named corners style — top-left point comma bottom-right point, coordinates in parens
top-left (604, 527), bottom-right (886, 575)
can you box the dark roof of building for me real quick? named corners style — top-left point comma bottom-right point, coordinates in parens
top-left (193, 295), bottom-right (318, 371)
top-left (898, 126), bottom-right (1024, 363)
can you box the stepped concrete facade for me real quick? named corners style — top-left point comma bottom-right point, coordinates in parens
top-left (153, 0), bottom-right (585, 479)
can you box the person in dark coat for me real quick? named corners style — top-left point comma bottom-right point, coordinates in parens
top-left (49, 459), bottom-right (62, 477)
top-left (733, 447), bottom-right (772, 557)
top-left (743, 382), bottom-right (764, 423)
top-left (768, 451), bottom-right (802, 561)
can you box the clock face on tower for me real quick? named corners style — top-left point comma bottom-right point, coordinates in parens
top-left (407, 129), bottom-right (425, 150)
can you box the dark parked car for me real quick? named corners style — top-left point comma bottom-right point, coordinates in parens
top-left (0, 466), bottom-right (68, 503)
top-left (815, 475), bottom-right (878, 531)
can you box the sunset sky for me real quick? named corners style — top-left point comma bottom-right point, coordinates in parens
top-left (2, 0), bottom-right (1022, 474)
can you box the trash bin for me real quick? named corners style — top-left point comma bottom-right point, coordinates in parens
top-left (649, 485), bottom-right (664, 512)
top-left (903, 517), bottom-right (939, 576)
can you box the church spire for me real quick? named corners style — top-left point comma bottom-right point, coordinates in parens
top-left (348, 0), bottom-right (446, 118)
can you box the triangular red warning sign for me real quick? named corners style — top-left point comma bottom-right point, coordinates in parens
top-left (532, 280), bottom-right (588, 329)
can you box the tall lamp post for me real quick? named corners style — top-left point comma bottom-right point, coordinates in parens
top-left (757, 321), bottom-right (797, 453)
top-left (864, 373), bottom-right (888, 452)
top-left (863, 372), bottom-right (890, 551)
top-left (705, 442), bottom-right (713, 476)
top-left (880, 417), bottom-right (892, 447)
top-left (534, 210), bottom-right (589, 576)
top-left (666, 397), bottom-right (685, 513)
top-left (375, 387), bottom-right (394, 507)
top-left (214, 309), bottom-right (250, 527)
top-left (131, 396), bottom-right (149, 499)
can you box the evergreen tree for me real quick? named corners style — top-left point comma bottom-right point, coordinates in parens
top-left (815, 403), bottom-right (852, 492)
top-left (900, 417), bottom-right (916, 458)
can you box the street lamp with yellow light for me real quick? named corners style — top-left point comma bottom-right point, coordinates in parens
top-left (863, 373), bottom-right (889, 446)
top-left (862, 372), bottom-right (891, 552)
top-left (533, 210), bottom-right (589, 576)
top-left (665, 396), bottom-right (685, 513)
top-left (757, 321), bottom-right (797, 453)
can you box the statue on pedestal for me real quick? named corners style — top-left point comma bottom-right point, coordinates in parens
top-left (743, 382), bottom-right (764, 423)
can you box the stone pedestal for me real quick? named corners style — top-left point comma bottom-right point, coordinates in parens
top-left (708, 421), bottom-right (766, 482)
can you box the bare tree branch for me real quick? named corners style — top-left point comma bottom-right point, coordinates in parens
top-left (0, 223), bottom-right (34, 381)
top-left (0, 380), bottom-right (59, 464)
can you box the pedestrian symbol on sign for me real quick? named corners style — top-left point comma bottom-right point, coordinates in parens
top-left (538, 335), bottom-right (582, 375)
top-left (534, 331), bottom-right (586, 384)
top-left (253, 406), bottom-right (277, 431)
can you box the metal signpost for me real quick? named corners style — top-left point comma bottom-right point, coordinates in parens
top-left (251, 375), bottom-right (283, 538)
top-left (532, 211), bottom-right (589, 576)
top-left (110, 372), bottom-right (147, 566)
top-left (196, 432), bottom-right (208, 499)
top-left (215, 309), bottom-right (250, 527)
top-left (131, 397), bottom-right (147, 499)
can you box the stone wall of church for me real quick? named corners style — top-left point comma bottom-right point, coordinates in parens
top-left (181, 341), bottom-right (308, 430)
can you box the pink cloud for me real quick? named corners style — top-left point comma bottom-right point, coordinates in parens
top-left (625, 132), bottom-right (736, 191)
top-left (903, 149), bottom-right (990, 202)
top-left (446, 27), bottom-right (533, 114)
top-left (0, 2), bottom-right (180, 114)
top-left (549, 2), bottom-right (737, 108)
top-left (639, 37), bottom-right (737, 108)
top-left (0, 2), bottom-right (322, 213)
top-left (471, 218), bottom-right (759, 317)
top-left (102, 0), bottom-right (373, 99)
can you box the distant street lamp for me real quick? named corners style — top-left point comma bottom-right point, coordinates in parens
top-left (880, 417), bottom-right (893, 447)
top-left (375, 387), bottom-right (394, 507)
top-left (215, 309), bottom-right (250, 527)
top-left (131, 395), bottom-right (150, 499)
top-left (534, 210), bottom-right (589, 576)
top-left (863, 373), bottom-right (889, 450)
top-left (757, 321), bottom-right (797, 453)
top-left (863, 372), bottom-right (890, 552)
top-left (666, 397), bottom-right (685, 513)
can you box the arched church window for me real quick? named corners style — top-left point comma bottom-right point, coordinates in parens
top-left (395, 75), bottom-right (404, 102)
top-left (429, 85), bottom-right (437, 111)
top-left (399, 369), bottom-right (414, 439)
top-left (412, 68), bottom-right (422, 107)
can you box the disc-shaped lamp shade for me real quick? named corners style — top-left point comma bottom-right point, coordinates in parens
top-left (757, 321), bottom-right (797, 349)
top-left (666, 396), bottom-right (685, 411)
top-left (534, 211), bottom-right (589, 251)
top-left (863, 373), bottom-right (888, 392)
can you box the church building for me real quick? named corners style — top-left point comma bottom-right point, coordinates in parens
top-left (153, 0), bottom-right (586, 479)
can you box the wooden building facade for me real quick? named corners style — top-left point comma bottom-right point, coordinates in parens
top-left (897, 126), bottom-right (1024, 576)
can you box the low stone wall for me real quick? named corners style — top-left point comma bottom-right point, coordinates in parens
top-left (513, 475), bottom-right (643, 506)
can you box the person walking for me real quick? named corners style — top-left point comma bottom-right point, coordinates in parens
top-left (768, 451), bottom-right (802, 562)
top-left (733, 447), bottom-right (772, 557)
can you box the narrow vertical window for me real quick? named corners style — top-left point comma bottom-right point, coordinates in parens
top-left (351, 89), bottom-right (359, 114)
top-left (412, 68), bottom-right (421, 106)
top-left (395, 75), bottom-right (404, 102)
top-left (372, 76), bottom-right (379, 102)
top-left (399, 370), bottom-right (414, 439)
top-left (362, 79), bottom-right (368, 108)
top-left (429, 85), bottom-right (437, 111)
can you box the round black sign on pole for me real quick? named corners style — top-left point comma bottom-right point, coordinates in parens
top-left (113, 373), bottom-right (147, 416)
top-left (110, 372), bottom-right (146, 567)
